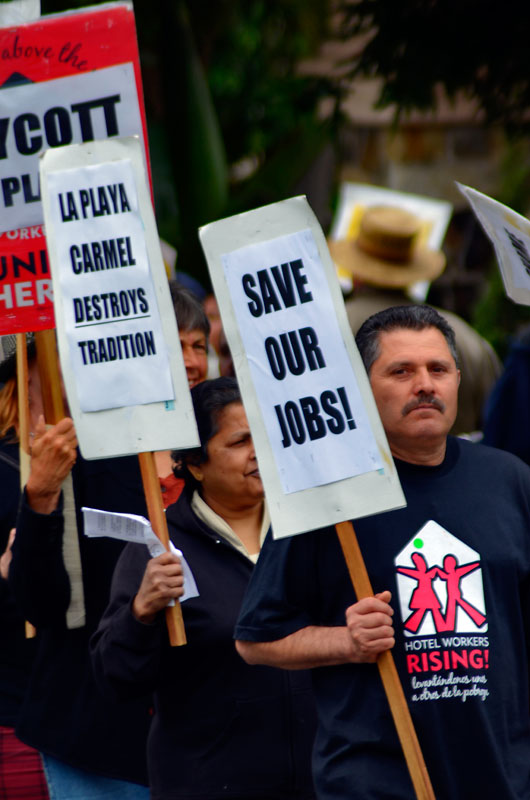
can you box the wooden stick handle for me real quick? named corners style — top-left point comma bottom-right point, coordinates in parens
top-left (138, 452), bottom-right (186, 646)
top-left (335, 520), bottom-right (435, 800)
top-left (34, 329), bottom-right (65, 423)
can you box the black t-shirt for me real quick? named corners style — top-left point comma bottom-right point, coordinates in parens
top-left (236, 437), bottom-right (530, 800)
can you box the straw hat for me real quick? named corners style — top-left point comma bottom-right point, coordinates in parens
top-left (328, 205), bottom-right (446, 288)
top-left (0, 333), bottom-right (36, 384)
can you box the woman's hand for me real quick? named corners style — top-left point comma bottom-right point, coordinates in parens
top-left (132, 551), bottom-right (185, 624)
top-left (345, 590), bottom-right (395, 663)
top-left (26, 416), bottom-right (78, 514)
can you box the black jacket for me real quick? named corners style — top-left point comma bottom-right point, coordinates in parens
top-left (91, 489), bottom-right (317, 800)
top-left (0, 436), bottom-right (36, 726)
top-left (9, 452), bottom-right (152, 785)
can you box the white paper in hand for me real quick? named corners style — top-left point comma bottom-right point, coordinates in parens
top-left (82, 507), bottom-right (199, 602)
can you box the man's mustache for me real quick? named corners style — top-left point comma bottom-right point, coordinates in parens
top-left (402, 394), bottom-right (445, 416)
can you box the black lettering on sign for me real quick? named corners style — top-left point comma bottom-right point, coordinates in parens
top-left (505, 228), bottom-right (530, 276)
top-left (70, 236), bottom-right (136, 274)
top-left (274, 387), bottom-right (356, 448)
top-left (241, 259), bottom-right (314, 317)
top-left (78, 330), bottom-right (156, 365)
top-left (1, 173), bottom-right (40, 207)
top-left (264, 326), bottom-right (326, 380)
top-left (0, 95), bottom-right (121, 162)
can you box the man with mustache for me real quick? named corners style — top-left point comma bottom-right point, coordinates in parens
top-left (236, 304), bottom-right (530, 800)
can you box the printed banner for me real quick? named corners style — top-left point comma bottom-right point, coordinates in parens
top-left (200, 196), bottom-right (405, 538)
top-left (458, 182), bottom-right (530, 306)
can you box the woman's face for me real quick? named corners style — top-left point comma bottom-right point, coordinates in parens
top-left (199, 402), bottom-right (263, 510)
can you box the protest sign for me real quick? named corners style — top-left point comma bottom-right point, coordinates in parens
top-left (0, 1), bottom-right (149, 333)
top-left (0, 224), bottom-right (53, 333)
top-left (41, 136), bottom-right (199, 459)
top-left (200, 195), bottom-right (405, 539)
top-left (201, 196), bottom-right (434, 798)
top-left (0, 1), bottom-right (148, 232)
top-left (458, 183), bottom-right (530, 305)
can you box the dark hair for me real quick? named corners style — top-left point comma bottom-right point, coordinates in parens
top-left (172, 377), bottom-right (242, 490)
top-left (169, 281), bottom-right (210, 339)
top-left (355, 305), bottom-right (460, 373)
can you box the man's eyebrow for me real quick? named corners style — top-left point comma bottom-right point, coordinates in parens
top-left (384, 358), bottom-right (453, 370)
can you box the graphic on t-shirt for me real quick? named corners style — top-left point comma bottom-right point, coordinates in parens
top-left (396, 520), bottom-right (487, 636)
top-left (395, 521), bottom-right (489, 704)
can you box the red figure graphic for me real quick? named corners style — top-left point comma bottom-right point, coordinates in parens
top-left (396, 552), bottom-right (446, 633)
top-left (437, 554), bottom-right (486, 631)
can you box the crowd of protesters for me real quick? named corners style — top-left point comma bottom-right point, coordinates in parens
top-left (2, 219), bottom-right (530, 800)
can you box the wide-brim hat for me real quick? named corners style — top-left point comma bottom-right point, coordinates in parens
top-left (0, 333), bottom-right (36, 383)
top-left (328, 205), bottom-right (446, 288)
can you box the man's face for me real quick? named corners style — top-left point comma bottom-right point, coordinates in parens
top-left (368, 326), bottom-right (460, 458)
top-left (179, 328), bottom-right (208, 388)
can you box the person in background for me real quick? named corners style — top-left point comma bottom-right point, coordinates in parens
top-left (236, 305), bottom-right (530, 800)
top-left (329, 205), bottom-right (502, 435)
top-left (482, 324), bottom-right (530, 464)
top-left (91, 377), bottom-right (316, 800)
top-left (154, 282), bottom-right (210, 507)
top-left (203, 293), bottom-right (223, 378)
top-left (9, 380), bottom-right (152, 797)
top-left (0, 335), bottom-right (49, 799)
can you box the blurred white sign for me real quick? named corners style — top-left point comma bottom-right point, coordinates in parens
top-left (458, 182), bottom-right (530, 306)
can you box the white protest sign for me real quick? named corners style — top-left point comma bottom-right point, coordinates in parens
top-left (44, 158), bottom-right (173, 411)
top-left (41, 136), bottom-right (199, 458)
top-left (223, 228), bottom-right (382, 493)
top-left (458, 182), bottom-right (530, 305)
top-left (82, 507), bottom-right (199, 602)
top-left (0, 1), bottom-right (149, 234)
top-left (200, 196), bottom-right (405, 538)
top-left (0, 64), bottom-right (145, 232)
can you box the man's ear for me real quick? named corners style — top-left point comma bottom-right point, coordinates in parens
top-left (187, 463), bottom-right (203, 482)
top-left (457, 369), bottom-right (461, 386)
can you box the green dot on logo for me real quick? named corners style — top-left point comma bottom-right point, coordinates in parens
top-left (413, 538), bottom-right (424, 549)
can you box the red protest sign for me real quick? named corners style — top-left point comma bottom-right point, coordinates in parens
top-left (0, 225), bottom-right (53, 334)
top-left (0, 1), bottom-right (150, 334)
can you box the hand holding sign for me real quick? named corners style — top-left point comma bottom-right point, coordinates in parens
top-left (26, 416), bottom-right (78, 514)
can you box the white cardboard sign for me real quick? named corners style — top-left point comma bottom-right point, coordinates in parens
top-left (200, 196), bottom-right (405, 538)
top-left (222, 228), bottom-right (382, 494)
top-left (458, 182), bottom-right (530, 305)
top-left (45, 158), bottom-right (173, 411)
top-left (41, 136), bottom-right (199, 458)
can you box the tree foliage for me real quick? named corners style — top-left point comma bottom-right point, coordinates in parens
top-left (337, 0), bottom-right (530, 131)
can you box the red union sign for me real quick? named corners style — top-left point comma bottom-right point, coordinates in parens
top-left (0, 225), bottom-right (53, 333)
top-left (0, 1), bottom-right (150, 334)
